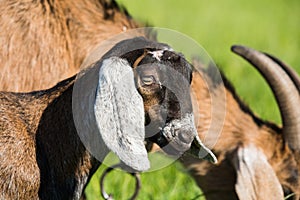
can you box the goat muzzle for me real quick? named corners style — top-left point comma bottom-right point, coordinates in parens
top-left (157, 113), bottom-right (217, 163)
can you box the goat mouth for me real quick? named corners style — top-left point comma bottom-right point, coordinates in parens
top-left (148, 129), bottom-right (193, 156)
top-left (148, 130), bottom-right (217, 164)
top-left (146, 113), bottom-right (217, 163)
top-left (150, 130), bottom-right (217, 163)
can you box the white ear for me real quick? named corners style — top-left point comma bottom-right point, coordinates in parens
top-left (94, 57), bottom-right (149, 171)
top-left (233, 145), bottom-right (284, 199)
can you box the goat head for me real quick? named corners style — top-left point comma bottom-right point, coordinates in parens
top-left (73, 37), bottom-right (216, 172)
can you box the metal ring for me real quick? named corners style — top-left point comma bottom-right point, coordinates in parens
top-left (100, 163), bottom-right (141, 200)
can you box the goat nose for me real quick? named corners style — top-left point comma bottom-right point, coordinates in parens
top-left (178, 131), bottom-right (193, 144)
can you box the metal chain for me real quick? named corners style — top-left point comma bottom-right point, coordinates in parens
top-left (100, 163), bottom-right (141, 200)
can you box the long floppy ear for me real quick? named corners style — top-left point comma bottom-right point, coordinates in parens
top-left (94, 57), bottom-right (150, 171)
top-left (232, 145), bottom-right (284, 199)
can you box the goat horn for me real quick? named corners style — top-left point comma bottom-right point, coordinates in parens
top-left (264, 53), bottom-right (300, 92)
top-left (231, 45), bottom-right (300, 150)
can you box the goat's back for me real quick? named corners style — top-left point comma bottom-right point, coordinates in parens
top-left (0, 0), bottom-right (139, 92)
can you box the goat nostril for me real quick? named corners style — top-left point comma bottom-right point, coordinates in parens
top-left (178, 132), bottom-right (193, 144)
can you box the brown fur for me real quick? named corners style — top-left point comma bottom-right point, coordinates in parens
top-left (0, 0), bottom-right (139, 92)
top-left (0, 76), bottom-right (98, 199)
top-left (181, 70), bottom-right (300, 199)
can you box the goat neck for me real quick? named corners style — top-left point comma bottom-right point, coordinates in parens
top-left (34, 76), bottom-right (100, 199)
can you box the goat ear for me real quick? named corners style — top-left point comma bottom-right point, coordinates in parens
top-left (232, 145), bottom-right (283, 199)
top-left (94, 57), bottom-right (150, 172)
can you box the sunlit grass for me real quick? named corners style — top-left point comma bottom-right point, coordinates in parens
top-left (85, 0), bottom-right (300, 199)
top-left (85, 153), bottom-right (205, 200)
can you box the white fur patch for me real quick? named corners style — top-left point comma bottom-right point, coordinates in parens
top-left (149, 50), bottom-right (164, 61)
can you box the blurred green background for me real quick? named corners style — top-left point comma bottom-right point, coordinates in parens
top-left (85, 0), bottom-right (300, 199)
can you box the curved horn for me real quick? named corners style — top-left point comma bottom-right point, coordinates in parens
top-left (265, 53), bottom-right (300, 92)
top-left (231, 45), bottom-right (300, 150)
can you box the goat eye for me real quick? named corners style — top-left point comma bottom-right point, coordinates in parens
top-left (141, 75), bottom-right (155, 85)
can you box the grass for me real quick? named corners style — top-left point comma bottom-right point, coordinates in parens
top-left (85, 153), bottom-right (204, 200)
top-left (85, 0), bottom-right (300, 199)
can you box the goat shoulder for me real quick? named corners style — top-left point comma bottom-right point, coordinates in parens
top-left (0, 76), bottom-right (98, 199)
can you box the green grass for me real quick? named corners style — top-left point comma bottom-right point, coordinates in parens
top-left (85, 0), bottom-right (300, 199)
top-left (85, 153), bottom-right (204, 200)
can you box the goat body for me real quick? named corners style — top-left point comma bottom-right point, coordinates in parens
top-left (0, 0), bottom-right (139, 92)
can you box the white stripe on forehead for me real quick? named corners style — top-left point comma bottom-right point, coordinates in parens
top-left (148, 50), bottom-right (164, 61)
top-left (132, 46), bottom-right (174, 68)
top-left (148, 45), bottom-right (174, 60)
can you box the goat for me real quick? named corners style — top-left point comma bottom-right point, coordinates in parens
top-left (180, 45), bottom-right (300, 199)
top-left (4, 0), bottom-right (295, 198)
top-left (0, 37), bottom-right (215, 199)
top-left (0, 0), bottom-right (141, 92)
top-left (1, 1), bottom-right (218, 198)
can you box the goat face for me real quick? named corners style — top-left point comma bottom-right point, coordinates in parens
top-left (114, 38), bottom-right (216, 159)
top-left (130, 49), bottom-right (195, 156)
top-left (73, 37), bottom-right (216, 172)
